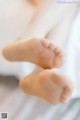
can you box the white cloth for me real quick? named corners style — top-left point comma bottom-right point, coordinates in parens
top-left (0, 0), bottom-right (80, 98)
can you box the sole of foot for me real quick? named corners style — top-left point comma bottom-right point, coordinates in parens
top-left (2, 38), bottom-right (65, 69)
top-left (19, 70), bottom-right (74, 105)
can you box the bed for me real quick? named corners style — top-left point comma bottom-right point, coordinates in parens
top-left (0, 1), bottom-right (80, 120)
top-left (0, 76), bottom-right (80, 120)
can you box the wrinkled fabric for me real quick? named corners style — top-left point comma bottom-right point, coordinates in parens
top-left (0, 0), bottom-right (80, 99)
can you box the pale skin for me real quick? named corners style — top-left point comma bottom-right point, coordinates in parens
top-left (30, 0), bottom-right (41, 5)
top-left (2, 39), bottom-right (65, 69)
top-left (20, 69), bottom-right (73, 104)
top-left (2, 38), bottom-right (74, 104)
top-left (2, 0), bottom-right (78, 104)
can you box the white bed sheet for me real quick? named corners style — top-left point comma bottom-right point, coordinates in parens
top-left (0, 0), bottom-right (80, 98)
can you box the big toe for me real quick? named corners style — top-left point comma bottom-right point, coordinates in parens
top-left (60, 80), bottom-right (74, 103)
top-left (52, 47), bottom-right (65, 68)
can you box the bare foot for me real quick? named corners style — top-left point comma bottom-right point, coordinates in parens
top-left (2, 38), bottom-right (65, 69)
top-left (19, 70), bottom-right (74, 105)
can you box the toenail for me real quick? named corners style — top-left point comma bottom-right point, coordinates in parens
top-left (49, 44), bottom-right (55, 51)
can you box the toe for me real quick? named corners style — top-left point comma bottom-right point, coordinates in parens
top-left (54, 47), bottom-right (64, 57)
top-left (48, 43), bottom-right (55, 51)
top-left (52, 55), bottom-right (63, 68)
top-left (57, 49), bottom-right (65, 58)
top-left (54, 48), bottom-right (59, 53)
top-left (40, 40), bottom-right (49, 48)
top-left (60, 81), bottom-right (74, 103)
top-left (52, 47), bottom-right (65, 68)
top-left (60, 94), bottom-right (69, 103)
top-left (63, 85), bottom-right (73, 96)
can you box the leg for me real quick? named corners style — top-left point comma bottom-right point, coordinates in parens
top-left (21, 1), bottom-right (78, 40)
top-left (19, 69), bottom-right (74, 104)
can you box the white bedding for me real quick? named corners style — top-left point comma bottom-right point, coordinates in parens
top-left (0, 0), bottom-right (80, 98)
